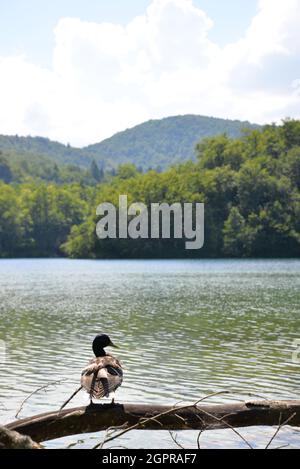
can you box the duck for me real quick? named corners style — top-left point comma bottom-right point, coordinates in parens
top-left (81, 334), bottom-right (123, 405)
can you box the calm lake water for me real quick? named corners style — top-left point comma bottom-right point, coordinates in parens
top-left (0, 259), bottom-right (299, 449)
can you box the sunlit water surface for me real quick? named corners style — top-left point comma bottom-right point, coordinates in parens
top-left (0, 259), bottom-right (299, 449)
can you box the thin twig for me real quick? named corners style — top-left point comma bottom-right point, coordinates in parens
top-left (93, 400), bottom-right (201, 449)
top-left (191, 406), bottom-right (254, 449)
top-left (15, 380), bottom-right (66, 419)
top-left (97, 429), bottom-right (109, 450)
top-left (194, 414), bottom-right (206, 449)
top-left (197, 429), bottom-right (204, 449)
top-left (265, 413), bottom-right (296, 450)
top-left (169, 431), bottom-right (186, 450)
top-left (97, 422), bottom-right (129, 449)
top-left (60, 386), bottom-right (83, 411)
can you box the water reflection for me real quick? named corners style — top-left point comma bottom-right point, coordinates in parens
top-left (0, 259), bottom-right (299, 448)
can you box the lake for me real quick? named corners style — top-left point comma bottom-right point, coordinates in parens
top-left (0, 259), bottom-right (299, 449)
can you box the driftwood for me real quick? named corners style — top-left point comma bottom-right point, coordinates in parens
top-left (5, 400), bottom-right (300, 444)
top-left (0, 425), bottom-right (41, 449)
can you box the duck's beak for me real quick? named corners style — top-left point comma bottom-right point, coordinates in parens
top-left (109, 340), bottom-right (119, 349)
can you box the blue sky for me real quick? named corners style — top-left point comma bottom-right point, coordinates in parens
top-left (0, 0), bottom-right (258, 66)
top-left (0, 0), bottom-right (299, 146)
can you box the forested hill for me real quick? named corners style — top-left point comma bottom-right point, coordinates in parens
top-left (0, 120), bottom-right (299, 259)
top-left (0, 115), bottom-right (259, 172)
top-left (85, 115), bottom-right (259, 170)
top-left (0, 135), bottom-right (87, 168)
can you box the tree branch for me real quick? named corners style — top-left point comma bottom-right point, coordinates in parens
top-left (0, 426), bottom-right (42, 449)
top-left (5, 399), bottom-right (300, 444)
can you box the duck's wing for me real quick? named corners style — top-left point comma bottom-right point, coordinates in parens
top-left (81, 356), bottom-right (123, 399)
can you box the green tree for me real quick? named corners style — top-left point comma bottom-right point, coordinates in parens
top-left (281, 119), bottom-right (300, 149)
top-left (0, 154), bottom-right (13, 183)
top-left (223, 207), bottom-right (246, 257)
top-left (117, 164), bottom-right (139, 180)
top-left (283, 147), bottom-right (300, 190)
top-left (196, 134), bottom-right (229, 169)
top-left (90, 160), bottom-right (103, 183)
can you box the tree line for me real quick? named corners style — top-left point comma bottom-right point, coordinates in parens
top-left (0, 120), bottom-right (299, 258)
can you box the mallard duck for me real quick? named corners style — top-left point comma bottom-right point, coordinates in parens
top-left (81, 334), bottom-right (123, 405)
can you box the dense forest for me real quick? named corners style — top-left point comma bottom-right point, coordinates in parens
top-left (0, 115), bottom-right (258, 173)
top-left (85, 115), bottom-right (259, 170)
top-left (0, 150), bottom-right (108, 185)
top-left (0, 120), bottom-right (299, 258)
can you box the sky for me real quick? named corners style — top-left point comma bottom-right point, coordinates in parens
top-left (0, 0), bottom-right (300, 146)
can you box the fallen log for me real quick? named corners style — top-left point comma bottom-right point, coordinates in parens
top-left (0, 425), bottom-right (41, 449)
top-left (5, 400), bottom-right (300, 444)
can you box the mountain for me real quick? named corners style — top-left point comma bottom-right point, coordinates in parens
top-left (85, 115), bottom-right (260, 170)
top-left (0, 115), bottom-right (260, 173)
top-left (0, 135), bottom-right (89, 167)
top-left (0, 149), bottom-right (100, 184)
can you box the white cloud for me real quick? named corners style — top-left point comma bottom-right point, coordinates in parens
top-left (292, 79), bottom-right (300, 97)
top-left (0, 0), bottom-right (300, 146)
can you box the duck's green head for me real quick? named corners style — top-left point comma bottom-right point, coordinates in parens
top-left (93, 334), bottom-right (118, 357)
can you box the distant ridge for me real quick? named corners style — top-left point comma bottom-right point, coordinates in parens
top-left (0, 115), bottom-right (260, 171)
